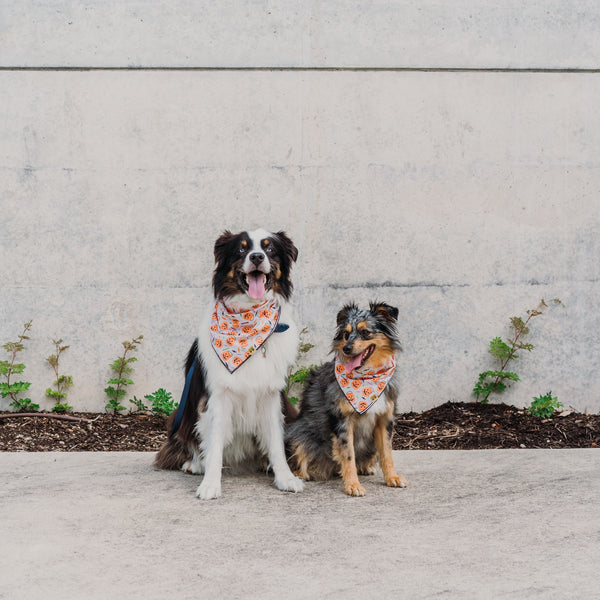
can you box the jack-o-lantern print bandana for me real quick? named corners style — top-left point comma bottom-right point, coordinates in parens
top-left (334, 356), bottom-right (396, 414)
top-left (209, 298), bottom-right (281, 373)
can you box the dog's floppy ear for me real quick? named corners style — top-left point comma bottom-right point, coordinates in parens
top-left (213, 230), bottom-right (237, 264)
top-left (274, 231), bottom-right (299, 263)
top-left (370, 302), bottom-right (399, 322)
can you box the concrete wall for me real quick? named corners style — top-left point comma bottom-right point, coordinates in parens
top-left (1, 2), bottom-right (599, 413)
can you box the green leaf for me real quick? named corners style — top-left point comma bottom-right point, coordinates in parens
top-left (6, 381), bottom-right (32, 393)
top-left (107, 378), bottom-right (132, 386)
top-left (515, 342), bottom-right (534, 352)
top-left (488, 337), bottom-right (513, 360)
top-left (288, 365), bottom-right (315, 385)
top-left (56, 375), bottom-right (73, 387)
top-left (104, 386), bottom-right (126, 400)
top-left (45, 388), bottom-right (66, 400)
top-left (105, 400), bottom-right (126, 413)
top-left (10, 398), bottom-right (39, 412)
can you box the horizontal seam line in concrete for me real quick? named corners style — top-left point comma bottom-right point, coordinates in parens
top-left (2, 66), bottom-right (600, 73)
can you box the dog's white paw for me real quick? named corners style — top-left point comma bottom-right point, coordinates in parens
top-left (386, 475), bottom-right (408, 488)
top-left (182, 460), bottom-right (204, 475)
top-left (345, 481), bottom-right (366, 497)
top-left (274, 472), bottom-right (305, 493)
top-left (196, 479), bottom-right (222, 500)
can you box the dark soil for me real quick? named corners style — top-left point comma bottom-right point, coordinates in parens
top-left (393, 402), bottom-right (599, 450)
top-left (0, 412), bottom-right (168, 452)
top-left (0, 402), bottom-right (598, 452)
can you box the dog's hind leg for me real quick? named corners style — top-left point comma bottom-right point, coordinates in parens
top-left (288, 441), bottom-right (312, 480)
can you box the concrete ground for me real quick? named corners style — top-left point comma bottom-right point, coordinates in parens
top-left (0, 450), bottom-right (598, 600)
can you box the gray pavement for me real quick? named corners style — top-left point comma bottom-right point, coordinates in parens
top-left (0, 450), bottom-right (598, 600)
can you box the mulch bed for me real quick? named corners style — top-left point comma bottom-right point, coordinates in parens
top-left (0, 402), bottom-right (598, 452)
top-left (393, 402), bottom-right (599, 450)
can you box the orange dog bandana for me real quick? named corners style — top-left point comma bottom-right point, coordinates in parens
top-left (209, 298), bottom-right (281, 373)
top-left (334, 356), bottom-right (396, 414)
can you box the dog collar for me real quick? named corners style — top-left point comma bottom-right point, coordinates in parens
top-left (334, 356), bottom-right (396, 414)
top-left (210, 298), bottom-right (281, 373)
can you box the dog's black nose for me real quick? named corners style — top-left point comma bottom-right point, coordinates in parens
top-left (343, 344), bottom-right (354, 355)
top-left (249, 252), bottom-right (264, 265)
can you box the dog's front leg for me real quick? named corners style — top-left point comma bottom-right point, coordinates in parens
top-left (196, 396), bottom-right (230, 500)
top-left (332, 418), bottom-right (365, 496)
top-left (262, 393), bottom-right (304, 493)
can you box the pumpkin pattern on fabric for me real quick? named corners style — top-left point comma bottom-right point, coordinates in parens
top-left (334, 355), bottom-right (396, 414)
top-left (209, 298), bottom-right (281, 373)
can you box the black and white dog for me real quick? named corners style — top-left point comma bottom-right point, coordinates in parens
top-left (155, 228), bottom-right (304, 500)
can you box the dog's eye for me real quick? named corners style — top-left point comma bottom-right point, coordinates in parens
top-left (343, 331), bottom-right (350, 341)
top-left (239, 247), bottom-right (246, 254)
top-left (266, 247), bottom-right (273, 253)
top-left (359, 330), bottom-right (371, 339)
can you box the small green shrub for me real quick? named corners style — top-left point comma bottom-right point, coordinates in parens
top-left (285, 328), bottom-right (316, 405)
top-left (147, 388), bottom-right (178, 416)
top-left (130, 388), bottom-right (177, 416)
top-left (0, 321), bottom-right (38, 412)
top-left (105, 335), bottom-right (143, 414)
top-left (45, 339), bottom-right (73, 413)
top-left (528, 392), bottom-right (562, 418)
top-left (473, 298), bottom-right (563, 404)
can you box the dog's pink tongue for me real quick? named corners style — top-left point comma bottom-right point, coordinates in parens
top-left (345, 352), bottom-right (364, 374)
top-left (248, 273), bottom-right (266, 299)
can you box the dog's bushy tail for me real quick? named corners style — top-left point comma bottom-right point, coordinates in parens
top-left (154, 340), bottom-right (207, 470)
top-left (154, 411), bottom-right (191, 470)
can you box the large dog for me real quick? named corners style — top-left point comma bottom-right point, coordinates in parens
top-left (286, 302), bottom-right (407, 496)
top-left (155, 229), bottom-right (304, 500)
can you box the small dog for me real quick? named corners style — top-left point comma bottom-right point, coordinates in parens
top-left (285, 302), bottom-right (407, 496)
top-left (155, 228), bottom-right (304, 500)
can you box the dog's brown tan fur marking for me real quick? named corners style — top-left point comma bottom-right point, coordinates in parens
top-left (374, 406), bottom-right (407, 488)
top-left (290, 443), bottom-right (312, 480)
top-left (285, 302), bottom-right (407, 496)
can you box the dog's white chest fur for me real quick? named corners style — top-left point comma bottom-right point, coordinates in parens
top-left (189, 300), bottom-right (302, 498)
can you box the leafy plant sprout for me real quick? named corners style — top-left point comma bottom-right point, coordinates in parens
top-left (147, 388), bottom-right (178, 416)
top-left (129, 395), bottom-right (149, 413)
top-left (528, 392), bottom-right (563, 418)
top-left (45, 339), bottom-right (73, 413)
top-left (473, 298), bottom-right (563, 404)
top-left (0, 321), bottom-right (38, 412)
top-left (105, 335), bottom-right (143, 414)
top-left (130, 388), bottom-right (178, 416)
